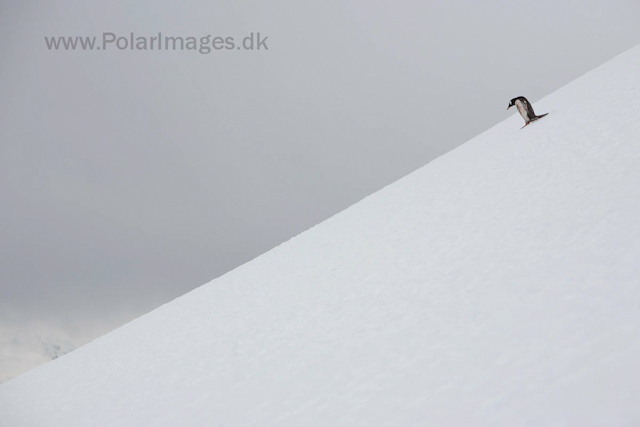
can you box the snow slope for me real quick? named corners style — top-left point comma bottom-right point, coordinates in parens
top-left (2, 45), bottom-right (640, 426)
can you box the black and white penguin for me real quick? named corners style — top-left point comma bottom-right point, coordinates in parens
top-left (507, 96), bottom-right (548, 128)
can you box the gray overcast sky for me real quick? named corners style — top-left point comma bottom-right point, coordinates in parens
top-left (1, 0), bottom-right (640, 380)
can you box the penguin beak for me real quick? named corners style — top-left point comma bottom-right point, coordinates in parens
top-left (507, 105), bottom-right (511, 110)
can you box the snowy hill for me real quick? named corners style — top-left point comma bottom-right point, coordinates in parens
top-left (2, 44), bottom-right (640, 426)
top-left (0, 325), bottom-right (76, 384)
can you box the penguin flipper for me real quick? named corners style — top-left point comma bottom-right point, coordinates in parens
top-left (523, 98), bottom-right (537, 118)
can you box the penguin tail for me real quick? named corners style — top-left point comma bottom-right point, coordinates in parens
top-left (532, 113), bottom-right (549, 121)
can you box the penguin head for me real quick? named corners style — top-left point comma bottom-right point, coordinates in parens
top-left (507, 97), bottom-right (526, 110)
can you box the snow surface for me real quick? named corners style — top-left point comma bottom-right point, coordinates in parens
top-left (2, 45), bottom-right (640, 426)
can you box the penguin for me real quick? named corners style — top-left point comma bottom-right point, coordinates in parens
top-left (507, 96), bottom-right (548, 128)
